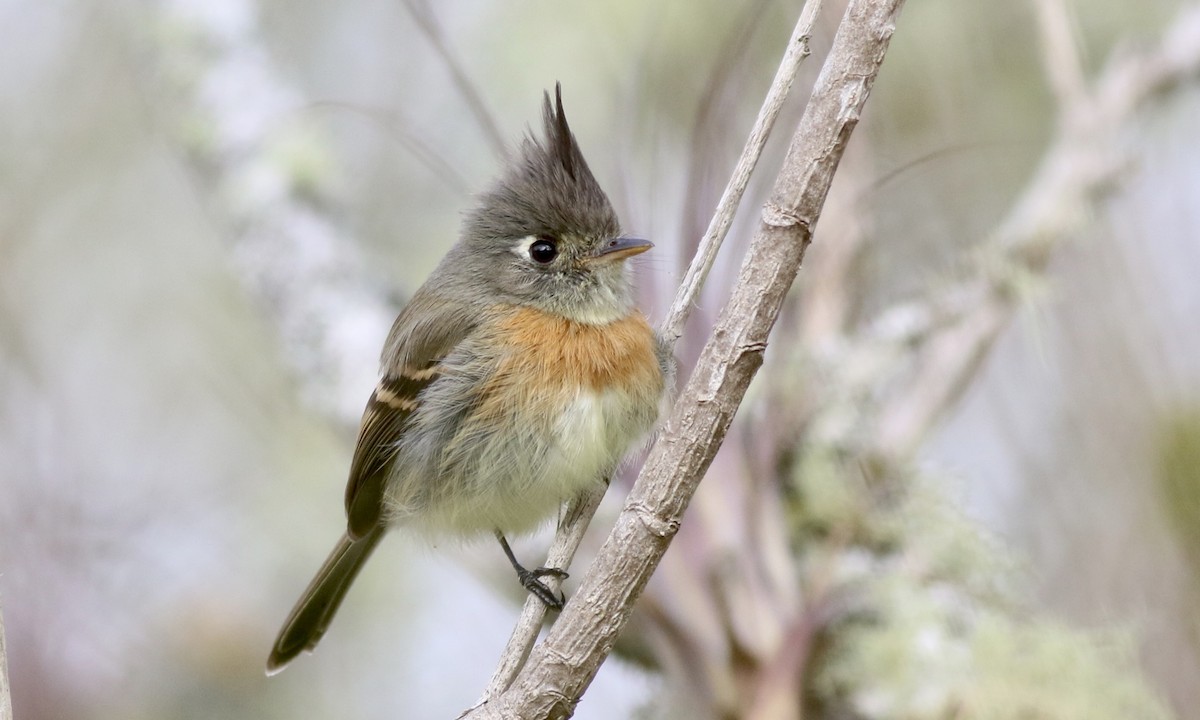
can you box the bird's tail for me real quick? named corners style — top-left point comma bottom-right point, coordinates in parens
top-left (266, 527), bottom-right (386, 674)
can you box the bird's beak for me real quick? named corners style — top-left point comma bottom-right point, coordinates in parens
top-left (591, 236), bottom-right (653, 263)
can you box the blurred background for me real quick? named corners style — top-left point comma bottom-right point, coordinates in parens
top-left (2, 0), bottom-right (1199, 718)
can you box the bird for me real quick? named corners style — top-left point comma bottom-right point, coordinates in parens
top-left (266, 83), bottom-right (671, 674)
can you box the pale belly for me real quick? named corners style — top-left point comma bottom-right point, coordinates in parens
top-left (407, 386), bottom-right (656, 537)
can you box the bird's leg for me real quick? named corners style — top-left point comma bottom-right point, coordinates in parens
top-left (495, 531), bottom-right (567, 610)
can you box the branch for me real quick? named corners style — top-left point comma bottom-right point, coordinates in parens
top-left (474, 0), bottom-right (825, 703)
top-left (0, 596), bottom-right (11, 720)
top-left (661, 0), bottom-right (825, 346)
top-left (1031, 0), bottom-right (1086, 115)
top-left (464, 0), bottom-right (907, 715)
top-left (867, 0), bottom-right (1200, 457)
top-left (477, 484), bottom-right (607, 702)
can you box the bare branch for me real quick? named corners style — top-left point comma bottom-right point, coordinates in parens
top-left (474, 0), bottom-right (827, 704)
top-left (464, 0), bottom-right (906, 715)
top-left (869, 1), bottom-right (1200, 457)
top-left (1032, 0), bottom-right (1086, 116)
top-left (661, 0), bottom-right (825, 347)
top-left (0, 597), bottom-right (10, 720)
top-left (475, 484), bottom-right (607, 704)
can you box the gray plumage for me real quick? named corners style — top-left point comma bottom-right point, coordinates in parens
top-left (267, 84), bottom-right (665, 674)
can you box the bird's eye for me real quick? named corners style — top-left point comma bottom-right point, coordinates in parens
top-left (529, 236), bottom-right (558, 264)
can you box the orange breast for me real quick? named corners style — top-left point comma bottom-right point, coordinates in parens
top-left (455, 305), bottom-right (663, 436)
top-left (492, 306), bottom-right (661, 394)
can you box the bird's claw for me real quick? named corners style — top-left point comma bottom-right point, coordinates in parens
top-left (517, 566), bottom-right (568, 610)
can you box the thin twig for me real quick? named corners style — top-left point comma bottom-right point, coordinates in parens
top-left (0, 597), bottom-right (11, 720)
top-left (473, 0), bottom-right (827, 703)
top-left (870, 1), bottom-right (1200, 457)
top-left (473, 484), bottom-right (607, 706)
top-left (662, 0), bottom-right (825, 347)
top-left (1032, 0), bottom-right (1086, 117)
top-left (401, 0), bottom-right (509, 160)
top-left (465, 0), bottom-right (906, 715)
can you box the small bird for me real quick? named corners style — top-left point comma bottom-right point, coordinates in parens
top-left (266, 84), bottom-right (670, 674)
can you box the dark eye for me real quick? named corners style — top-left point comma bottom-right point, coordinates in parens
top-left (529, 236), bottom-right (558, 264)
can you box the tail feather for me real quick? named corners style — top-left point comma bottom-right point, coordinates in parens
top-left (266, 527), bottom-right (386, 674)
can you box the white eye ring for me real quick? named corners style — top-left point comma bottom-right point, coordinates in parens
top-left (511, 235), bottom-right (538, 258)
top-left (510, 235), bottom-right (559, 264)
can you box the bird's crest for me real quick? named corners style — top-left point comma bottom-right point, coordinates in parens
top-left (468, 83), bottom-right (619, 242)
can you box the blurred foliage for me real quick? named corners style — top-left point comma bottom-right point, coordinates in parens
top-left (792, 451), bottom-right (1173, 719)
top-left (1155, 408), bottom-right (1200, 585)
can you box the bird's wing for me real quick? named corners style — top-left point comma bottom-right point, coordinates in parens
top-left (343, 290), bottom-right (478, 539)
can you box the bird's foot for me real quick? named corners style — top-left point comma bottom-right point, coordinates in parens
top-left (496, 532), bottom-right (569, 610)
top-left (515, 566), bottom-right (568, 610)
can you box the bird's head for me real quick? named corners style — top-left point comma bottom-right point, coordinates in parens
top-left (461, 84), bottom-right (650, 325)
